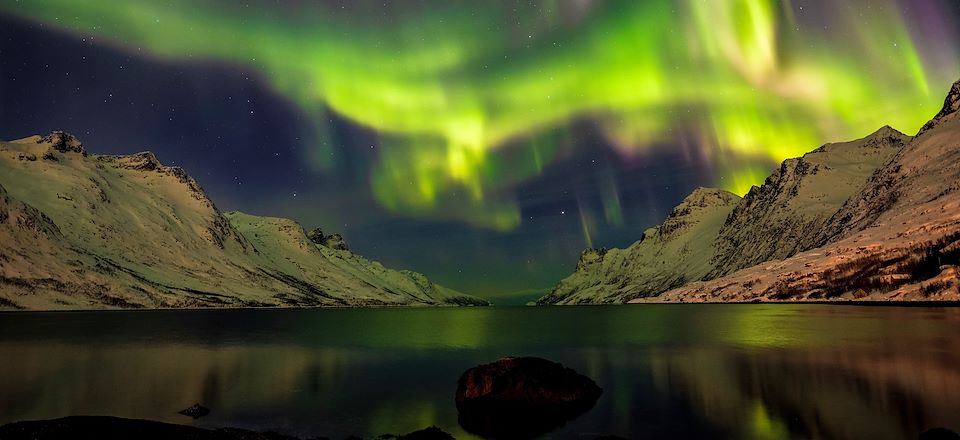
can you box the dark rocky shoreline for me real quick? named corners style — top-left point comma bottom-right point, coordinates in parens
top-left (0, 416), bottom-right (455, 440)
top-left (1, 416), bottom-right (955, 440)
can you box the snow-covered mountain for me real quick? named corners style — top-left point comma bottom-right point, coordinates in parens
top-left (649, 79), bottom-right (960, 303)
top-left (0, 133), bottom-right (487, 309)
top-left (708, 125), bottom-right (908, 277)
top-left (541, 79), bottom-right (960, 304)
top-left (537, 188), bottom-right (740, 304)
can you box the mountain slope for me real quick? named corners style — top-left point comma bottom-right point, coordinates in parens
top-left (539, 126), bottom-right (907, 305)
top-left (0, 133), bottom-right (487, 309)
top-left (539, 80), bottom-right (956, 305)
top-left (643, 79), bottom-right (960, 303)
top-left (536, 188), bottom-right (740, 304)
top-left (708, 126), bottom-right (908, 277)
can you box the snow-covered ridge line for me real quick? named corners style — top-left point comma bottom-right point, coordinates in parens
top-left (0, 132), bottom-right (487, 310)
top-left (543, 78), bottom-right (960, 304)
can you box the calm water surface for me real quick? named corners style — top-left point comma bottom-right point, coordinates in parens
top-left (1, 305), bottom-right (959, 439)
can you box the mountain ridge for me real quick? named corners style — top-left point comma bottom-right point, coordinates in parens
top-left (541, 78), bottom-right (960, 304)
top-left (707, 125), bottom-right (908, 277)
top-left (0, 132), bottom-right (487, 309)
top-left (536, 187), bottom-right (741, 304)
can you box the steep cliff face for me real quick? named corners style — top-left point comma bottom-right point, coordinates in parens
top-left (0, 134), bottom-right (487, 309)
top-left (709, 126), bottom-right (908, 277)
top-left (537, 188), bottom-right (740, 304)
top-left (917, 79), bottom-right (960, 137)
top-left (814, 80), bottom-right (960, 247)
top-left (644, 79), bottom-right (960, 303)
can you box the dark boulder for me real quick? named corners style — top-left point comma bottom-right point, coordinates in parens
top-left (178, 403), bottom-right (211, 419)
top-left (42, 150), bottom-right (59, 162)
top-left (455, 357), bottom-right (602, 439)
top-left (920, 428), bottom-right (960, 440)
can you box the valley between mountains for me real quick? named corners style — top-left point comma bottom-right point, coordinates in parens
top-left (4, 79), bottom-right (960, 309)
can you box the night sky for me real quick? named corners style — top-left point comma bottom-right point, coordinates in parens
top-left (2, 1), bottom-right (959, 300)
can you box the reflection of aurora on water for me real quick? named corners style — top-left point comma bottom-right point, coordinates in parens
top-left (4, 0), bottom-right (958, 229)
top-left (1, 306), bottom-right (959, 439)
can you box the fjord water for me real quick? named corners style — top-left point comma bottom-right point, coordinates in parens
top-left (1, 305), bottom-right (958, 439)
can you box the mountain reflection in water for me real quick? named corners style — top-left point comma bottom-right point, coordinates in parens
top-left (0, 305), bottom-right (957, 439)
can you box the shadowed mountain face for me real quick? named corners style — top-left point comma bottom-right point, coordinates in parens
top-left (542, 79), bottom-right (960, 304)
top-left (0, 133), bottom-right (487, 309)
top-left (708, 126), bottom-right (909, 277)
top-left (538, 188), bottom-right (741, 304)
top-left (653, 78), bottom-right (960, 302)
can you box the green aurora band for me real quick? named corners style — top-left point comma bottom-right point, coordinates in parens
top-left (3, 0), bottom-right (958, 230)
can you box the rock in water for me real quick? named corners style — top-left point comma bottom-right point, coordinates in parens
top-left (455, 357), bottom-right (602, 406)
top-left (455, 357), bottom-right (602, 439)
top-left (177, 403), bottom-right (210, 419)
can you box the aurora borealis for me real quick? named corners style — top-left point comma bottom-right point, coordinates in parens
top-left (2, 0), bottom-right (959, 297)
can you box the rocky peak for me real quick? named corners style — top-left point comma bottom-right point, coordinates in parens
top-left (869, 125), bottom-right (906, 140)
top-left (575, 247), bottom-right (608, 272)
top-left (670, 188), bottom-right (741, 217)
top-left (950, 78), bottom-right (960, 108)
top-left (37, 131), bottom-right (86, 156)
top-left (111, 151), bottom-right (215, 209)
top-left (116, 152), bottom-right (163, 171)
top-left (917, 78), bottom-right (960, 137)
top-left (307, 227), bottom-right (350, 251)
top-left (323, 233), bottom-right (349, 251)
top-left (655, 188), bottom-right (741, 240)
top-left (806, 126), bottom-right (908, 157)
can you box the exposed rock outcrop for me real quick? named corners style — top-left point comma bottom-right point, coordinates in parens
top-left (307, 228), bottom-right (349, 251)
top-left (575, 247), bottom-right (608, 272)
top-left (917, 78), bottom-right (960, 137)
top-left (38, 131), bottom-right (86, 155)
top-left (177, 403), bottom-right (210, 419)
